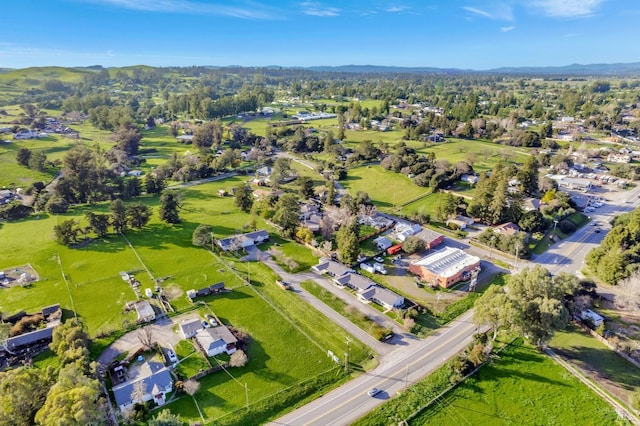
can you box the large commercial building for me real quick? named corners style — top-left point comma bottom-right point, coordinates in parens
top-left (409, 247), bottom-right (480, 288)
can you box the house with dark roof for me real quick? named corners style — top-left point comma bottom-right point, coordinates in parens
top-left (195, 327), bottom-right (238, 357)
top-left (4, 321), bottom-right (60, 352)
top-left (111, 360), bottom-right (173, 412)
top-left (312, 259), bottom-right (354, 278)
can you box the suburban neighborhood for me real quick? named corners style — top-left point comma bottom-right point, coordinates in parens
top-left (1, 30), bottom-right (640, 426)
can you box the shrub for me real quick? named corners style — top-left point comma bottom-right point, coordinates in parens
top-left (558, 219), bottom-right (576, 234)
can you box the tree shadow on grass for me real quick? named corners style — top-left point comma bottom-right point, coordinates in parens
top-left (554, 345), bottom-right (640, 391)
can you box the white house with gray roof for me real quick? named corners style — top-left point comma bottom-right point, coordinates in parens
top-left (111, 360), bottom-right (173, 412)
top-left (195, 327), bottom-right (238, 357)
top-left (180, 319), bottom-right (203, 339)
top-left (312, 259), bottom-right (354, 278)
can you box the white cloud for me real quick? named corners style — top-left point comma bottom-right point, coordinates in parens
top-left (500, 26), bottom-right (515, 32)
top-left (301, 2), bottom-right (340, 17)
top-left (529, 0), bottom-right (605, 18)
top-left (385, 5), bottom-right (407, 13)
top-left (463, 3), bottom-right (514, 21)
top-left (79, 0), bottom-right (277, 19)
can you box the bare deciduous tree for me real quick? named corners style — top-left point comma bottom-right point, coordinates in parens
top-left (130, 380), bottom-right (147, 404)
top-left (137, 327), bottom-right (154, 351)
top-left (183, 379), bottom-right (201, 396)
top-left (615, 272), bottom-right (640, 311)
top-left (229, 349), bottom-right (248, 367)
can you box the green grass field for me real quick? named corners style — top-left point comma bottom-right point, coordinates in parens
top-left (341, 165), bottom-right (431, 208)
top-left (0, 172), bottom-right (373, 424)
top-left (363, 342), bottom-right (620, 426)
top-left (550, 325), bottom-right (640, 407)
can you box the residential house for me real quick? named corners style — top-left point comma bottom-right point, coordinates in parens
top-left (195, 327), bottom-right (238, 357)
top-left (256, 166), bottom-right (273, 177)
top-left (394, 222), bottom-right (422, 242)
top-left (413, 228), bottom-right (444, 250)
top-left (312, 259), bottom-right (354, 277)
top-left (523, 198), bottom-right (541, 211)
top-left (607, 153), bottom-right (631, 164)
top-left (334, 273), bottom-right (375, 293)
top-left (112, 360), bottom-right (173, 412)
top-left (217, 230), bottom-right (269, 251)
top-left (134, 300), bottom-right (155, 323)
top-left (358, 286), bottom-right (404, 309)
top-left (409, 247), bottom-right (481, 288)
top-left (180, 319), bottom-right (203, 339)
top-left (493, 222), bottom-right (521, 237)
top-left (374, 236), bottom-right (393, 251)
top-left (446, 215), bottom-right (474, 230)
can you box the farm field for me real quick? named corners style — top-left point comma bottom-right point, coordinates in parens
top-left (407, 343), bottom-right (620, 425)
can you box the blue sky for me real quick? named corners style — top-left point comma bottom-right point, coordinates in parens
top-left (1, 0), bottom-right (639, 69)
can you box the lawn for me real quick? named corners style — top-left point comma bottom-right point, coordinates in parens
top-left (341, 165), bottom-right (431, 208)
top-left (261, 235), bottom-right (319, 273)
top-left (550, 325), bottom-right (640, 407)
top-left (408, 138), bottom-right (531, 173)
top-left (300, 280), bottom-right (392, 339)
top-left (174, 340), bottom-right (210, 379)
top-left (358, 342), bottom-right (620, 425)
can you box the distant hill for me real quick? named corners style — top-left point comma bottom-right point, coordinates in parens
top-left (0, 66), bottom-right (93, 86)
top-left (305, 62), bottom-right (640, 76)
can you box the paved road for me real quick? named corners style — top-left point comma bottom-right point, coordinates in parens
top-left (252, 247), bottom-right (409, 355)
top-left (270, 310), bottom-right (479, 426)
top-left (534, 183), bottom-right (640, 278)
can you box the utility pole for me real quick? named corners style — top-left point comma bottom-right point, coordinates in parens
top-left (245, 383), bottom-right (249, 410)
top-left (404, 365), bottom-right (409, 387)
top-left (345, 338), bottom-right (351, 374)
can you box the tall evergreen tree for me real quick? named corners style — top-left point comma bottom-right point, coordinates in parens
top-left (159, 191), bottom-right (182, 224)
top-left (110, 199), bottom-right (127, 233)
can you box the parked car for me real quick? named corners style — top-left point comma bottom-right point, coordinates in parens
top-left (373, 256), bottom-right (384, 263)
top-left (205, 314), bottom-right (218, 327)
top-left (166, 350), bottom-right (177, 363)
top-left (201, 320), bottom-right (211, 329)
